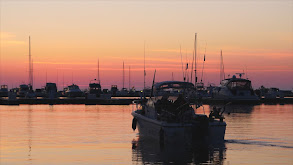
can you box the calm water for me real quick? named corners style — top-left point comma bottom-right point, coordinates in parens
top-left (0, 104), bottom-right (292, 164)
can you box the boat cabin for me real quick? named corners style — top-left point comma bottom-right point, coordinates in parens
top-left (153, 81), bottom-right (195, 98)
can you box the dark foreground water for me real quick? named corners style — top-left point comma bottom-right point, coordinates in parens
top-left (0, 104), bottom-right (292, 164)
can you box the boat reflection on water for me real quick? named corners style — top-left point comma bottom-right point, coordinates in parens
top-left (132, 136), bottom-right (226, 164)
top-left (209, 104), bottom-right (254, 114)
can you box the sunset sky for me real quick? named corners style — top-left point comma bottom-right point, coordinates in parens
top-left (0, 0), bottom-right (292, 90)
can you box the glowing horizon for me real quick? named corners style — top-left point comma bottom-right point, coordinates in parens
top-left (0, 1), bottom-right (292, 90)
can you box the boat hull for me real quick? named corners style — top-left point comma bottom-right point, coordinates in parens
top-left (132, 110), bottom-right (226, 144)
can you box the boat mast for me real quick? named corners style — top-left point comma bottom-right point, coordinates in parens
top-left (180, 45), bottom-right (184, 81)
top-left (191, 50), bottom-right (194, 84)
top-left (62, 72), bottom-right (64, 89)
top-left (57, 68), bottom-right (58, 90)
top-left (129, 66), bottom-right (131, 91)
top-left (144, 41), bottom-right (146, 97)
top-left (97, 59), bottom-right (100, 83)
top-left (123, 61), bottom-right (125, 89)
top-left (194, 33), bottom-right (197, 87)
top-left (200, 43), bottom-right (206, 83)
top-left (220, 50), bottom-right (225, 83)
top-left (28, 36), bottom-right (33, 89)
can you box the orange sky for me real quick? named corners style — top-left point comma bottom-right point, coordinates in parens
top-left (0, 1), bottom-right (292, 90)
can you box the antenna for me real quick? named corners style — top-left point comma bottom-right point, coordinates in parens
top-left (236, 72), bottom-right (245, 78)
top-left (172, 72), bottom-right (174, 81)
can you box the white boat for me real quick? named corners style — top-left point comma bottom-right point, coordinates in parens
top-left (132, 81), bottom-right (226, 144)
top-left (212, 74), bottom-right (259, 101)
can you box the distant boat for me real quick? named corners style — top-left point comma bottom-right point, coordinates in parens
top-left (64, 84), bottom-right (83, 97)
top-left (87, 79), bottom-right (111, 99)
top-left (132, 81), bottom-right (226, 144)
top-left (45, 83), bottom-right (58, 98)
top-left (0, 85), bottom-right (8, 97)
top-left (111, 85), bottom-right (118, 96)
top-left (212, 74), bottom-right (259, 101)
top-left (264, 88), bottom-right (284, 99)
top-left (18, 84), bottom-right (29, 97)
top-left (35, 88), bottom-right (45, 97)
top-left (88, 79), bottom-right (102, 97)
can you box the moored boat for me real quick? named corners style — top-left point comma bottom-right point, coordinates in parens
top-left (212, 74), bottom-right (259, 102)
top-left (64, 84), bottom-right (83, 97)
top-left (132, 81), bottom-right (226, 144)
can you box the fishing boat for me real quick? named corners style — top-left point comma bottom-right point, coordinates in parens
top-left (132, 81), bottom-right (226, 144)
top-left (212, 74), bottom-right (259, 101)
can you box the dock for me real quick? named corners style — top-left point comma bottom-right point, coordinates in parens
top-left (1, 97), bottom-right (293, 105)
top-left (0, 97), bottom-right (136, 105)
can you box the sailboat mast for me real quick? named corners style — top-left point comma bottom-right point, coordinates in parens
top-left (123, 61), bottom-right (125, 89)
top-left (28, 36), bottom-right (33, 89)
top-left (220, 50), bottom-right (225, 83)
top-left (144, 42), bottom-right (146, 94)
top-left (97, 59), bottom-right (100, 83)
top-left (201, 44), bottom-right (206, 83)
top-left (57, 69), bottom-right (58, 90)
top-left (129, 66), bottom-right (130, 91)
top-left (191, 50), bottom-right (194, 84)
top-left (220, 50), bottom-right (222, 83)
top-left (63, 72), bottom-right (64, 89)
top-left (194, 33), bottom-right (197, 86)
top-left (180, 45), bottom-right (184, 81)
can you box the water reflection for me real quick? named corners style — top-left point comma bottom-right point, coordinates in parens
top-left (27, 106), bottom-right (33, 163)
top-left (132, 136), bottom-right (226, 164)
top-left (208, 104), bottom-right (254, 114)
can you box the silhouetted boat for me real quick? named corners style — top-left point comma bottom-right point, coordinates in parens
top-left (45, 83), bottom-right (58, 98)
top-left (132, 81), bottom-right (226, 144)
top-left (64, 84), bottom-right (83, 97)
top-left (212, 74), bottom-right (259, 101)
top-left (111, 85), bottom-right (118, 96)
top-left (18, 84), bottom-right (29, 97)
top-left (88, 79), bottom-right (102, 97)
top-left (0, 85), bottom-right (8, 97)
